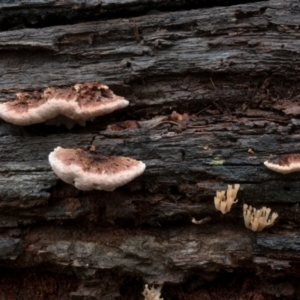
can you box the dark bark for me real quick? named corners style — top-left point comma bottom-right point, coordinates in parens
top-left (0, 0), bottom-right (266, 30)
top-left (0, 0), bottom-right (300, 299)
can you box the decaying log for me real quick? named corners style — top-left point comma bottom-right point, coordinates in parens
top-left (1, 0), bottom-right (300, 299)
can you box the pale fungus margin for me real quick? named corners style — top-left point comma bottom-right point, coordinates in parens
top-left (191, 216), bottom-right (211, 225)
top-left (214, 184), bottom-right (240, 214)
top-left (142, 284), bottom-right (163, 300)
top-left (48, 147), bottom-right (146, 191)
top-left (0, 82), bottom-right (129, 129)
top-left (243, 204), bottom-right (278, 232)
top-left (264, 154), bottom-right (300, 174)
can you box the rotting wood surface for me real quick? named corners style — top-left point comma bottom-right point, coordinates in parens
top-left (1, 0), bottom-right (300, 299)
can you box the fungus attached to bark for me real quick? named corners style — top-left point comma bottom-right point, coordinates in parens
top-left (264, 154), bottom-right (300, 174)
top-left (142, 284), bottom-right (163, 300)
top-left (214, 184), bottom-right (240, 214)
top-left (243, 204), bottom-right (278, 232)
top-left (48, 147), bottom-right (146, 191)
top-left (0, 83), bottom-right (129, 129)
top-left (191, 216), bottom-right (211, 225)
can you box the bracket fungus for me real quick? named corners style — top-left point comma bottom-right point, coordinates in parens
top-left (243, 204), bottom-right (278, 232)
top-left (264, 154), bottom-right (300, 174)
top-left (191, 216), bottom-right (211, 225)
top-left (48, 147), bottom-right (146, 191)
top-left (0, 82), bottom-right (129, 129)
top-left (214, 184), bottom-right (240, 214)
top-left (142, 284), bottom-right (163, 300)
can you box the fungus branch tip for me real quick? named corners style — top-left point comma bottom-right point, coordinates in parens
top-left (214, 184), bottom-right (240, 214)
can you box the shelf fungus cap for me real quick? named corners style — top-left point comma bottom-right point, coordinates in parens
top-left (214, 184), bottom-right (240, 214)
top-left (264, 154), bottom-right (300, 174)
top-left (0, 83), bottom-right (129, 128)
top-left (243, 204), bottom-right (278, 232)
top-left (48, 147), bottom-right (146, 191)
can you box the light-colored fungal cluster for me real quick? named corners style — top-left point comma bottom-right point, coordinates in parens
top-left (0, 82), bottom-right (129, 129)
top-left (214, 184), bottom-right (240, 214)
top-left (142, 284), bottom-right (163, 300)
top-left (200, 183), bottom-right (279, 232)
top-left (243, 204), bottom-right (278, 232)
top-left (49, 147), bottom-right (146, 191)
top-left (264, 154), bottom-right (300, 174)
top-left (0, 82), bottom-right (146, 191)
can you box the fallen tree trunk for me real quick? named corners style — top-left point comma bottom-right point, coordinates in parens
top-left (0, 0), bottom-right (300, 299)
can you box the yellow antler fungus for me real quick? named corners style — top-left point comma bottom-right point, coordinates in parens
top-left (142, 284), bottom-right (163, 300)
top-left (214, 184), bottom-right (240, 214)
top-left (243, 204), bottom-right (278, 232)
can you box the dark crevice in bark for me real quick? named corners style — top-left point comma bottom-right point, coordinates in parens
top-left (0, 0), bottom-right (266, 31)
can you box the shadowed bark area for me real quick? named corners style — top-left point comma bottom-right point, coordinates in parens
top-left (0, 0), bottom-right (266, 30)
top-left (0, 0), bottom-right (300, 299)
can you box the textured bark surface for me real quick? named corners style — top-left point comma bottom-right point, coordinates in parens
top-left (0, 0), bottom-right (300, 299)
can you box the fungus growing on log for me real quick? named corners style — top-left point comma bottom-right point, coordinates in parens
top-left (214, 184), bottom-right (240, 214)
top-left (142, 284), bottom-right (163, 300)
top-left (264, 154), bottom-right (300, 174)
top-left (0, 83), bottom-right (129, 129)
top-left (191, 217), bottom-right (211, 225)
top-left (243, 204), bottom-right (278, 232)
top-left (48, 147), bottom-right (146, 191)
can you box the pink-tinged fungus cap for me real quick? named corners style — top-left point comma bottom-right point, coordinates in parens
top-left (264, 154), bottom-right (300, 174)
top-left (48, 147), bottom-right (146, 191)
top-left (0, 83), bottom-right (129, 128)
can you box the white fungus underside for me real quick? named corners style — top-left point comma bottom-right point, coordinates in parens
top-left (49, 150), bottom-right (146, 191)
top-left (0, 96), bottom-right (129, 126)
top-left (264, 161), bottom-right (300, 174)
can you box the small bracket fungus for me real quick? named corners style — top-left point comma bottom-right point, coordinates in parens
top-left (214, 184), bottom-right (240, 214)
top-left (191, 216), bottom-right (211, 225)
top-left (0, 82), bottom-right (129, 128)
top-left (243, 204), bottom-right (278, 232)
top-left (264, 154), bottom-right (300, 174)
top-left (48, 147), bottom-right (146, 191)
top-left (142, 284), bottom-right (163, 300)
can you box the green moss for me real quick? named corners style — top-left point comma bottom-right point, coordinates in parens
top-left (209, 158), bottom-right (225, 165)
